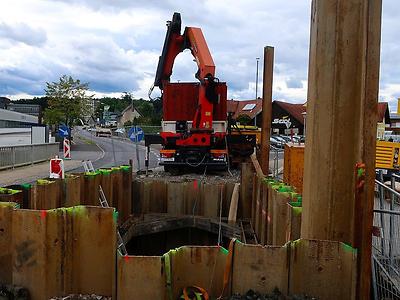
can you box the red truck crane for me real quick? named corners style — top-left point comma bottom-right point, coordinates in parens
top-left (146, 12), bottom-right (229, 172)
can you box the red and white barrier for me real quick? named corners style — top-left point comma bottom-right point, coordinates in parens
top-left (49, 157), bottom-right (65, 179)
top-left (63, 138), bottom-right (71, 159)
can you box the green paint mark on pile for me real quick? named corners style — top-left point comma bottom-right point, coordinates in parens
top-left (84, 171), bottom-right (99, 177)
top-left (290, 239), bottom-right (302, 248)
top-left (219, 246), bottom-right (229, 254)
top-left (113, 209), bottom-right (118, 223)
top-left (120, 165), bottom-right (131, 172)
top-left (0, 202), bottom-right (19, 208)
top-left (0, 187), bottom-right (21, 195)
top-left (21, 183), bottom-right (31, 189)
top-left (292, 206), bottom-right (303, 216)
top-left (342, 243), bottom-right (358, 254)
top-left (99, 169), bottom-right (112, 175)
top-left (37, 179), bottom-right (53, 185)
top-left (63, 205), bottom-right (87, 216)
top-left (277, 185), bottom-right (293, 193)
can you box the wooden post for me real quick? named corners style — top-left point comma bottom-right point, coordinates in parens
top-left (260, 46), bottom-right (274, 175)
top-left (240, 163), bottom-right (254, 219)
top-left (301, 1), bottom-right (382, 298)
top-left (228, 183), bottom-right (240, 224)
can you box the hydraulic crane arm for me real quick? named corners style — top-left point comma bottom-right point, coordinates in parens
top-left (154, 12), bottom-right (216, 89)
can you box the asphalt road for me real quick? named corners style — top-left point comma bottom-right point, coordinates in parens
top-left (73, 127), bottom-right (284, 173)
top-left (74, 128), bottom-right (159, 171)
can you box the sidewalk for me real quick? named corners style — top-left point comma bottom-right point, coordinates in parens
top-left (0, 159), bottom-right (81, 186)
top-left (0, 149), bottom-right (102, 186)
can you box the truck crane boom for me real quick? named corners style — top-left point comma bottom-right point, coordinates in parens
top-left (146, 12), bottom-right (228, 172)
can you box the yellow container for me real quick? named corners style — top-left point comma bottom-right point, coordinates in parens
top-left (283, 143), bottom-right (305, 193)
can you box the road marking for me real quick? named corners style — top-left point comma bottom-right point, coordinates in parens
top-left (75, 129), bottom-right (105, 163)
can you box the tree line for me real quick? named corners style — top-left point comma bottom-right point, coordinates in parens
top-left (12, 75), bottom-right (162, 128)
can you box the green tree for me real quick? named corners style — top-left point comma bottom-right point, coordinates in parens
top-left (45, 75), bottom-right (93, 128)
top-left (236, 114), bottom-right (253, 125)
top-left (43, 108), bottom-right (64, 126)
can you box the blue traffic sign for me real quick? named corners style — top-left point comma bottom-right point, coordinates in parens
top-left (58, 125), bottom-right (70, 138)
top-left (128, 126), bottom-right (144, 142)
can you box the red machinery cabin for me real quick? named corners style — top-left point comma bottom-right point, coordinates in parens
top-left (147, 12), bottom-right (229, 171)
top-left (162, 82), bottom-right (227, 122)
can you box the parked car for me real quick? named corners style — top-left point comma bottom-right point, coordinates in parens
top-left (278, 135), bottom-right (292, 143)
top-left (270, 137), bottom-right (283, 149)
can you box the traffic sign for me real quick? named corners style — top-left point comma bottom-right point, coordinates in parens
top-left (49, 157), bottom-right (64, 179)
top-left (63, 138), bottom-right (71, 159)
top-left (58, 125), bottom-right (70, 138)
top-left (128, 126), bottom-right (144, 142)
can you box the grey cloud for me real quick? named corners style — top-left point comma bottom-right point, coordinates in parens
top-left (286, 77), bottom-right (303, 89)
top-left (1, 0), bottom-right (399, 104)
top-left (0, 22), bottom-right (47, 46)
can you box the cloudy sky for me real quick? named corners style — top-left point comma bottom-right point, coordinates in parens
top-left (0, 0), bottom-right (399, 110)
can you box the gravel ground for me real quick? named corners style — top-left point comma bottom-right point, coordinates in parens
top-left (229, 289), bottom-right (317, 300)
top-left (135, 168), bottom-right (241, 184)
top-left (49, 295), bottom-right (111, 300)
top-left (0, 284), bottom-right (29, 299)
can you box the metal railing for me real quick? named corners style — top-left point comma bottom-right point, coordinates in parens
top-left (270, 145), bottom-right (284, 179)
top-left (0, 143), bottom-right (59, 170)
top-left (372, 171), bottom-right (400, 299)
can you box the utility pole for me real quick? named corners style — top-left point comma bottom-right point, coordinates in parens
top-left (260, 47), bottom-right (274, 175)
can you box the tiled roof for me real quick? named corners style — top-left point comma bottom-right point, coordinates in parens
top-left (227, 99), bottom-right (262, 119)
top-left (228, 99), bottom-right (390, 124)
top-left (377, 102), bottom-right (390, 123)
top-left (273, 101), bottom-right (306, 125)
top-left (275, 101), bottom-right (389, 124)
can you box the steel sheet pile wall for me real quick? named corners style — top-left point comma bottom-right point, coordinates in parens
top-left (117, 255), bottom-right (166, 299)
top-left (251, 174), bottom-right (302, 246)
top-left (0, 204), bottom-right (116, 299)
top-left (0, 202), bottom-right (18, 284)
top-left (232, 242), bottom-right (288, 295)
top-left (1, 165), bottom-right (132, 223)
top-left (117, 240), bottom-right (357, 299)
top-left (120, 166), bottom-right (132, 223)
top-left (0, 188), bottom-right (23, 207)
top-left (63, 174), bottom-right (82, 207)
top-left (5, 184), bottom-right (32, 209)
top-left (132, 177), bottom-right (235, 218)
top-left (81, 172), bottom-right (101, 206)
top-left (289, 239), bottom-right (357, 299)
top-left (32, 179), bottom-right (62, 209)
top-left (117, 246), bottom-right (227, 300)
top-left (99, 169), bottom-right (113, 206)
top-left (169, 246), bottom-right (226, 298)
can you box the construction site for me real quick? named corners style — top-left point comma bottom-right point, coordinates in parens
top-left (1, 1), bottom-right (399, 299)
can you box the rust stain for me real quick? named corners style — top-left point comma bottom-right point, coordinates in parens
top-left (15, 240), bottom-right (37, 270)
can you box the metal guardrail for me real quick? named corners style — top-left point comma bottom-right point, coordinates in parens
top-left (372, 171), bottom-right (400, 299)
top-left (0, 143), bottom-right (59, 170)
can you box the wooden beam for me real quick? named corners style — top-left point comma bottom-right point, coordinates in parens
top-left (260, 46), bottom-right (274, 175)
top-left (250, 153), bottom-right (264, 178)
top-left (122, 215), bottom-right (242, 243)
top-left (356, 1), bottom-right (383, 298)
top-left (301, 1), bottom-right (382, 299)
top-left (228, 183), bottom-right (240, 224)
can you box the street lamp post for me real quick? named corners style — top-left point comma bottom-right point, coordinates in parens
top-left (255, 57), bottom-right (260, 126)
top-left (255, 57), bottom-right (260, 99)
